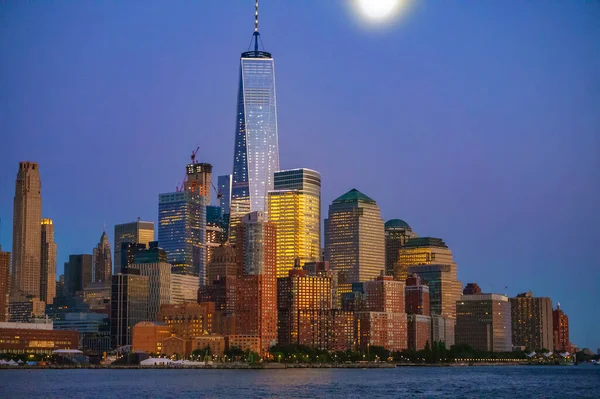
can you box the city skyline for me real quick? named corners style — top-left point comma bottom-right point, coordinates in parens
top-left (1, 1), bottom-right (598, 350)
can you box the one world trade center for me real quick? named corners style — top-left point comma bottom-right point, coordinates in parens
top-left (229, 1), bottom-right (279, 243)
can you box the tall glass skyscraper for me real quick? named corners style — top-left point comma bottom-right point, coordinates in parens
top-left (158, 192), bottom-right (206, 282)
top-left (230, 8), bottom-right (279, 243)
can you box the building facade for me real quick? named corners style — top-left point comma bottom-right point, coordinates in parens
top-left (0, 247), bottom-right (10, 322)
top-left (159, 302), bottom-right (218, 339)
top-left (158, 191), bottom-right (206, 280)
top-left (0, 322), bottom-right (78, 355)
top-left (11, 162), bottom-right (42, 300)
top-left (229, 22), bottom-right (280, 243)
top-left (64, 254), bottom-right (93, 296)
top-left (40, 219), bottom-right (57, 305)
top-left (553, 304), bottom-right (569, 352)
top-left (405, 273), bottom-right (430, 316)
top-left (384, 219), bottom-right (417, 276)
top-left (510, 292), bottom-right (553, 351)
top-left (110, 271), bottom-right (149, 348)
top-left (113, 220), bottom-right (154, 274)
top-left (8, 298), bottom-right (46, 322)
top-left (132, 321), bottom-right (171, 354)
top-left (206, 205), bottom-right (225, 266)
top-left (234, 212), bottom-right (277, 356)
top-left (456, 293), bottom-right (512, 352)
top-left (268, 168), bottom-right (321, 278)
top-left (324, 189), bottom-right (385, 294)
top-left (185, 162), bottom-right (212, 204)
top-left (217, 174), bottom-right (232, 241)
top-left (171, 274), bottom-right (201, 304)
top-left (93, 231), bottom-right (112, 285)
top-left (407, 314), bottom-right (431, 351)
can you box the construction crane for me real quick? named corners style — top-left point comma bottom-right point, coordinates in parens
top-left (191, 146), bottom-right (200, 164)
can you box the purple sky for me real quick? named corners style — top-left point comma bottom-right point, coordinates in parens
top-left (1, 1), bottom-right (598, 349)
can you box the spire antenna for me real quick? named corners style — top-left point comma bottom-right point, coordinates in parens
top-left (255, 0), bottom-right (259, 33)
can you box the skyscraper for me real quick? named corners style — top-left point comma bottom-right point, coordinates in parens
top-left (384, 219), bottom-right (417, 276)
top-left (64, 254), bottom-right (93, 296)
top-left (0, 247), bottom-right (10, 322)
top-left (110, 270), bottom-right (149, 348)
top-left (510, 292), bottom-right (553, 351)
top-left (229, 3), bottom-right (280, 242)
top-left (324, 189), bottom-right (385, 294)
top-left (158, 191), bottom-right (206, 281)
top-left (93, 231), bottom-right (112, 285)
top-left (130, 242), bottom-right (171, 322)
top-left (206, 205), bottom-right (224, 265)
top-left (11, 162), bottom-right (42, 300)
top-left (40, 219), bottom-right (57, 305)
top-left (217, 175), bottom-right (232, 242)
top-left (113, 220), bottom-right (154, 274)
top-left (185, 162), bottom-right (212, 204)
top-left (268, 168), bottom-right (321, 278)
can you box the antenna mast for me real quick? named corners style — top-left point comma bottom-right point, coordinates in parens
top-left (253, 0), bottom-right (260, 51)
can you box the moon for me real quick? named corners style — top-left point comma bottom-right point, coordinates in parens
top-left (352, 0), bottom-right (412, 25)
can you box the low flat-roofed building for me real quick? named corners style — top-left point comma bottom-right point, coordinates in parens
top-left (227, 335), bottom-right (261, 355)
top-left (0, 323), bottom-right (78, 354)
top-left (132, 321), bottom-right (171, 354)
top-left (190, 335), bottom-right (226, 357)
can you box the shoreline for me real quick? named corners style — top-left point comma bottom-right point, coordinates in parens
top-left (0, 361), bottom-right (548, 370)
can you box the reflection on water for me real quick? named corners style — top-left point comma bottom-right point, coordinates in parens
top-left (0, 366), bottom-right (598, 399)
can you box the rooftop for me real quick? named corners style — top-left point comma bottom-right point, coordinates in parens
top-left (404, 237), bottom-right (448, 249)
top-left (333, 189), bottom-right (376, 204)
top-left (385, 219), bottom-right (411, 230)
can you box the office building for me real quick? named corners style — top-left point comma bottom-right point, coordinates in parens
top-left (0, 322), bottom-right (77, 355)
top-left (113, 219), bottom-right (154, 274)
top-left (81, 282), bottom-right (111, 314)
top-left (53, 312), bottom-right (111, 353)
top-left (206, 205), bottom-right (224, 266)
top-left (405, 273), bottom-right (430, 316)
top-left (268, 168), bottom-right (321, 278)
top-left (229, 6), bottom-right (280, 243)
top-left (129, 242), bottom-right (171, 321)
top-left (93, 231), bottom-right (112, 285)
top-left (11, 162), bottom-right (42, 300)
top-left (64, 254), bottom-right (93, 296)
top-left (8, 297), bottom-right (45, 322)
top-left (510, 292), bottom-right (553, 351)
top-left (110, 270), bottom-right (149, 348)
top-left (355, 274), bottom-right (408, 352)
top-left (185, 162), bottom-right (212, 204)
top-left (234, 212), bottom-right (277, 355)
top-left (39, 219), bottom-right (57, 305)
top-left (395, 237), bottom-right (459, 283)
top-left (0, 247), bottom-right (10, 322)
top-left (456, 293), bottom-right (512, 352)
top-left (324, 189), bottom-right (385, 294)
top-left (171, 274), bottom-right (200, 304)
top-left (553, 304), bottom-right (570, 352)
top-left (217, 175), bottom-right (232, 241)
top-left (158, 191), bottom-right (206, 280)
top-left (277, 259), bottom-right (334, 349)
top-left (384, 219), bottom-right (417, 276)
top-left (120, 242), bottom-right (148, 270)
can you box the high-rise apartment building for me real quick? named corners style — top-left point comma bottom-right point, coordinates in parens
top-left (93, 231), bottom-right (112, 285)
top-left (40, 219), bottom-right (57, 305)
top-left (553, 304), bottom-right (569, 352)
top-left (199, 245), bottom-right (238, 317)
top-left (324, 189), bottom-right (385, 294)
top-left (11, 162), bottom-right (42, 300)
top-left (130, 242), bottom-right (171, 321)
top-left (158, 191), bottom-right (206, 281)
top-left (234, 211), bottom-right (277, 356)
top-left (510, 292), bottom-right (553, 351)
top-left (110, 269), bottom-right (149, 348)
top-left (0, 247), bottom-right (10, 322)
top-left (277, 260), bottom-right (334, 349)
top-left (355, 274), bottom-right (408, 352)
top-left (229, 8), bottom-right (280, 243)
top-left (268, 168), bottom-right (321, 278)
top-left (407, 315), bottom-right (431, 352)
top-left (384, 219), bottom-right (417, 276)
top-left (64, 254), bottom-right (93, 296)
top-left (113, 220), bottom-right (154, 274)
top-left (185, 162), bottom-right (212, 204)
top-left (456, 293), bottom-right (512, 352)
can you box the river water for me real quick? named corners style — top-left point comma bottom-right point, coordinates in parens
top-left (0, 365), bottom-right (598, 398)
